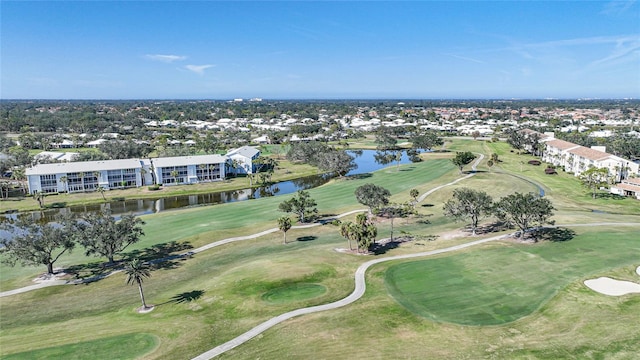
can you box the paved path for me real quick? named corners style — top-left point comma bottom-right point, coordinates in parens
top-left (191, 220), bottom-right (640, 359)
top-left (0, 209), bottom-right (369, 298)
top-left (0, 155), bottom-right (483, 299)
top-left (417, 152), bottom-right (484, 203)
top-left (191, 232), bottom-right (511, 360)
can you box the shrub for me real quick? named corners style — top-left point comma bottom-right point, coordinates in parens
top-left (545, 168), bottom-right (557, 175)
top-left (528, 160), bottom-right (541, 165)
top-left (148, 184), bottom-right (160, 191)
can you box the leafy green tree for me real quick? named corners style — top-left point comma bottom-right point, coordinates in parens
top-left (451, 151), bottom-right (476, 173)
top-left (97, 186), bottom-right (106, 201)
top-left (443, 188), bottom-right (494, 235)
top-left (277, 216), bottom-right (292, 244)
top-left (0, 214), bottom-right (80, 274)
top-left (494, 192), bottom-right (555, 241)
top-left (410, 131), bottom-right (443, 152)
top-left (316, 150), bottom-right (357, 177)
top-left (254, 156), bottom-right (278, 185)
top-left (98, 140), bottom-right (151, 160)
top-left (579, 167), bottom-right (611, 199)
top-left (124, 258), bottom-right (152, 310)
top-left (375, 203), bottom-right (416, 241)
top-left (507, 130), bottom-right (526, 152)
top-left (355, 183), bottom-right (391, 215)
top-left (78, 211), bottom-right (145, 264)
top-left (278, 190), bottom-right (318, 223)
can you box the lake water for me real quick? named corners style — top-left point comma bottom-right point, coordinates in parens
top-left (2, 150), bottom-right (415, 225)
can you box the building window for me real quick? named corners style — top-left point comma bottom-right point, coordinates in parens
top-left (40, 174), bottom-right (58, 193)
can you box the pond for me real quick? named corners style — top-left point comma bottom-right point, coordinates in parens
top-left (3, 149), bottom-right (417, 224)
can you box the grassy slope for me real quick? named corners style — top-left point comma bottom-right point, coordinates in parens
top-left (1, 139), bottom-right (639, 359)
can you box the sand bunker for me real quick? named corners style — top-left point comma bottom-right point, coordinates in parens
top-left (584, 276), bottom-right (640, 296)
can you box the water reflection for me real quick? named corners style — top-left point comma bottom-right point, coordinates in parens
top-left (2, 150), bottom-right (415, 224)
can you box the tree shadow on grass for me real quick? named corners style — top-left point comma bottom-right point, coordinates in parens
top-left (370, 236), bottom-right (413, 255)
top-left (471, 221), bottom-right (511, 235)
top-left (535, 227), bottom-right (576, 242)
top-left (66, 261), bottom-right (116, 282)
top-left (348, 173), bottom-right (372, 180)
top-left (125, 241), bottom-right (194, 270)
top-left (596, 193), bottom-right (626, 200)
top-left (421, 203), bottom-right (435, 207)
top-left (296, 236), bottom-right (318, 242)
top-left (399, 167), bottom-right (415, 172)
top-left (157, 290), bottom-right (205, 306)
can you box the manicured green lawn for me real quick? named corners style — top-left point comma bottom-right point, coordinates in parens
top-left (262, 283), bottom-right (327, 304)
top-left (1, 138), bottom-right (638, 359)
top-left (3, 333), bottom-right (158, 360)
top-left (1, 158), bottom-right (457, 290)
top-left (385, 227), bottom-right (640, 325)
top-left (218, 228), bottom-right (640, 359)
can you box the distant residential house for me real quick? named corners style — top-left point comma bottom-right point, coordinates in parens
top-left (25, 159), bottom-right (143, 194)
top-left (51, 139), bottom-right (76, 149)
top-left (151, 154), bottom-right (228, 186)
top-left (610, 178), bottom-right (640, 200)
top-left (86, 139), bottom-right (108, 148)
top-left (33, 151), bottom-right (79, 163)
top-left (226, 146), bottom-right (260, 175)
top-left (252, 135), bottom-right (271, 144)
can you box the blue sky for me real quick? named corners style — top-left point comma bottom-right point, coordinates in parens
top-left (1, 1), bottom-right (639, 99)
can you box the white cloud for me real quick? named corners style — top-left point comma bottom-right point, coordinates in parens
top-left (184, 64), bottom-right (215, 75)
top-left (600, 0), bottom-right (637, 15)
top-left (145, 54), bottom-right (187, 63)
top-left (445, 53), bottom-right (485, 64)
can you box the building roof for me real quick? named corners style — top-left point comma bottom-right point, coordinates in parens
top-left (567, 146), bottom-right (611, 161)
top-left (26, 158), bottom-right (142, 176)
top-left (152, 154), bottom-right (228, 168)
top-left (612, 182), bottom-right (640, 193)
top-left (226, 146), bottom-right (260, 158)
top-left (520, 129), bottom-right (550, 139)
top-left (544, 139), bottom-right (581, 151)
top-left (622, 178), bottom-right (640, 186)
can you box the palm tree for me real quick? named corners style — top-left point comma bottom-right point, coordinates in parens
top-left (277, 216), bottom-right (292, 244)
top-left (10, 168), bottom-right (26, 194)
top-left (170, 170), bottom-right (179, 184)
top-left (125, 258), bottom-right (151, 310)
top-left (33, 191), bottom-right (45, 208)
top-left (409, 188), bottom-right (419, 207)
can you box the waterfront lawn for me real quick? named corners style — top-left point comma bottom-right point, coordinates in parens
top-left (0, 159), bottom-right (319, 213)
top-left (0, 158), bottom-right (456, 290)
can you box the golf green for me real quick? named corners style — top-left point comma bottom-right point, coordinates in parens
top-left (385, 229), bottom-right (640, 325)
